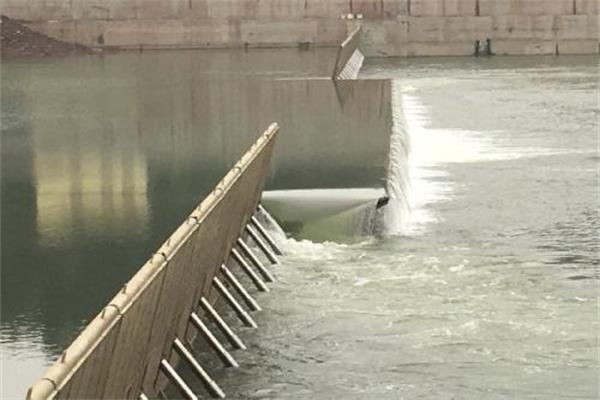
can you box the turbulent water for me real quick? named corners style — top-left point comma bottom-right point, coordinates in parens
top-left (0, 49), bottom-right (389, 398)
top-left (1, 53), bottom-right (598, 399)
top-left (202, 56), bottom-right (599, 399)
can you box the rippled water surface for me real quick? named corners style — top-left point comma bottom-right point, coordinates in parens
top-left (0, 48), bottom-right (389, 398)
top-left (207, 56), bottom-right (599, 399)
top-left (2, 53), bottom-right (598, 399)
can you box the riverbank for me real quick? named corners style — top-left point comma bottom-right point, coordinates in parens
top-left (1, 16), bottom-right (92, 58)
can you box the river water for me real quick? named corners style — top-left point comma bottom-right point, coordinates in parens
top-left (2, 53), bottom-right (598, 399)
top-left (0, 48), bottom-right (390, 398)
top-left (209, 56), bottom-right (599, 399)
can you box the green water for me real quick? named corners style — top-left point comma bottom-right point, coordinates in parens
top-left (205, 56), bottom-right (598, 399)
top-left (0, 48), bottom-right (391, 398)
top-left (1, 52), bottom-right (598, 399)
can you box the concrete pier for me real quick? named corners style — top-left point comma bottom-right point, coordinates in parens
top-left (2, 0), bottom-right (598, 56)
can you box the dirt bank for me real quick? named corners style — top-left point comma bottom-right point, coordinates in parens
top-left (1, 15), bottom-right (93, 58)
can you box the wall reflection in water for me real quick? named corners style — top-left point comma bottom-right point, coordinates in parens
top-left (1, 50), bottom-right (391, 398)
top-left (33, 117), bottom-right (149, 248)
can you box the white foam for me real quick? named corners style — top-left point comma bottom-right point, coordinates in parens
top-left (382, 81), bottom-right (411, 236)
top-left (388, 82), bottom-right (582, 236)
top-left (256, 206), bottom-right (287, 243)
top-left (281, 237), bottom-right (349, 257)
top-left (263, 188), bottom-right (385, 223)
top-left (384, 82), bottom-right (453, 236)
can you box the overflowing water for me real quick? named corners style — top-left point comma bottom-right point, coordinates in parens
top-left (382, 80), bottom-right (411, 236)
top-left (2, 52), bottom-right (598, 399)
top-left (0, 49), bottom-right (389, 398)
top-left (263, 188), bottom-right (385, 241)
top-left (201, 56), bottom-right (598, 399)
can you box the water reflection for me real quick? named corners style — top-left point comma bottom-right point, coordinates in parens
top-left (33, 121), bottom-right (149, 247)
top-left (136, 73), bottom-right (391, 190)
top-left (0, 50), bottom-right (390, 398)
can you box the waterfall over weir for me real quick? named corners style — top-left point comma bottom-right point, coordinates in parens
top-left (262, 81), bottom-right (412, 242)
top-left (262, 188), bottom-right (385, 242)
top-left (382, 80), bottom-right (411, 236)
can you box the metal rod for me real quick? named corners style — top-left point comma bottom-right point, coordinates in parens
top-left (173, 338), bottom-right (226, 399)
top-left (200, 297), bottom-right (247, 350)
top-left (231, 248), bottom-right (269, 292)
top-left (190, 312), bottom-right (239, 368)
top-left (213, 277), bottom-right (258, 328)
top-left (159, 359), bottom-right (198, 400)
top-left (251, 214), bottom-right (282, 255)
top-left (157, 389), bottom-right (168, 400)
top-left (139, 393), bottom-right (150, 400)
top-left (220, 264), bottom-right (261, 312)
top-left (246, 225), bottom-right (279, 265)
top-left (237, 239), bottom-right (274, 282)
top-left (257, 204), bottom-right (284, 245)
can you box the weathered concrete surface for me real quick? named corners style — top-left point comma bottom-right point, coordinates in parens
top-left (26, 124), bottom-right (278, 399)
top-left (1, 0), bottom-right (598, 55)
top-left (333, 26), bottom-right (363, 78)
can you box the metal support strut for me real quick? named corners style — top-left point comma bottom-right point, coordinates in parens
top-left (199, 296), bottom-right (247, 349)
top-left (190, 312), bottom-right (239, 368)
top-left (237, 239), bottom-right (274, 282)
top-left (172, 338), bottom-right (226, 399)
top-left (251, 214), bottom-right (282, 256)
top-left (213, 277), bottom-right (258, 328)
top-left (231, 248), bottom-right (269, 292)
top-left (159, 359), bottom-right (198, 400)
top-left (220, 264), bottom-right (261, 312)
top-left (246, 225), bottom-right (279, 265)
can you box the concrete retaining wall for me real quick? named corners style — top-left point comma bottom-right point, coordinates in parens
top-left (362, 0), bottom-right (599, 56)
top-left (26, 124), bottom-right (278, 399)
top-left (1, 0), bottom-right (598, 55)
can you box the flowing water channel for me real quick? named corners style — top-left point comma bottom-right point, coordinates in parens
top-left (206, 56), bottom-right (599, 399)
top-left (2, 52), bottom-right (598, 399)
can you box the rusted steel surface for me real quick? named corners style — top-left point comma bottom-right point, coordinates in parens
top-left (27, 123), bottom-right (279, 400)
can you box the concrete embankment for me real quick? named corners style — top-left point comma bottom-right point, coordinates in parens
top-left (1, 0), bottom-right (598, 56)
top-left (26, 124), bottom-right (278, 399)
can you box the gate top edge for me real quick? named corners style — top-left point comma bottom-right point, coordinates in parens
top-left (332, 26), bottom-right (362, 80)
top-left (26, 123), bottom-right (279, 400)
